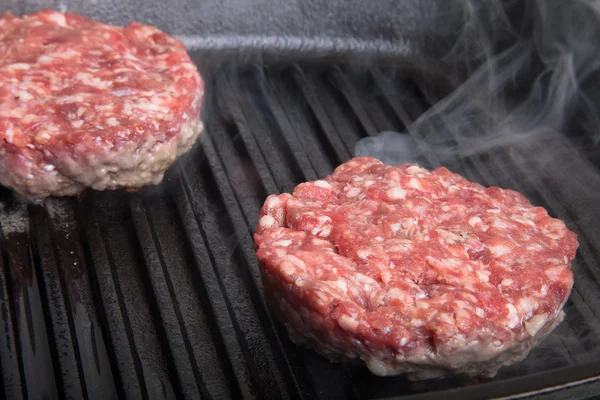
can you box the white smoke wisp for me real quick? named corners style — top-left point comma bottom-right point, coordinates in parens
top-left (356, 0), bottom-right (600, 376)
top-left (358, 0), bottom-right (600, 163)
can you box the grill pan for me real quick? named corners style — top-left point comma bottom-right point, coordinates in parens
top-left (0, 1), bottom-right (600, 399)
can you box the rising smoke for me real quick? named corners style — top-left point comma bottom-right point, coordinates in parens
top-left (356, 0), bottom-right (600, 376)
top-left (356, 0), bottom-right (600, 164)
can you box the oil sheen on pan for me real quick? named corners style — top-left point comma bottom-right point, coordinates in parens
top-left (254, 156), bottom-right (578, 380)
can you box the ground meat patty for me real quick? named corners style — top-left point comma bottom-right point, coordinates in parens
top-left (254, 157), bottom-right (578, 379)
top-left (0, 9), bottom-right (204, 198)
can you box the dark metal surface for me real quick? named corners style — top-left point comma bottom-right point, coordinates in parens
top-left (0, 61), bottom-right (599, 400)
top-left (0, 0), bottom-right (525, 80)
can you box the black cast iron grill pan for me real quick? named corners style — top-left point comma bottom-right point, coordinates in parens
top-left (0, 62), bottom-right (599, 400)
top-left (0, 1), bottom-right (600, 399)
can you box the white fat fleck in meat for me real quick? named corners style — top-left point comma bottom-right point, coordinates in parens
top-left (111, 89), bottom-right (137, 97)
top-left (433, 257), bottom-right (464, 271)
top-left (105, 117), bottom-right (119, 126)
top-left (274, 248), bottom-right (287, 258)
top-left (37, 55), bottom-right (54, 64)
top-left (436, 229), bottom-right (463, 244)
top-left (526, 243), bottom-right (545, 251)
top-left (310, 215), bottom-right (332, 238)
top-left (50, 48), bottom-right (80, 61)
top-left (7, 63), bottom-right (30, 70)
top-left (265, 196), bottom-right (280, 211)
top-left (501, 278), bottom-right (514, 286)
top-left (370, 290), bottom-right (387, 309)
top-left (311, 237), bottom-right (329, 246)
top-left (545, 266), bottom-right (566, 280)
top-left (15, 91), bottom-right (34, 102)
top-left (406, 165), bottom-right (425, 175)
top-left (3, 107), bottom-right (25, 119)
top-left (132, 98), bottom-right (170, 114)
top-left (390, 223), bottom-right (402, 233)
top-left (510, 215), bottom-right (536, 227)
top-left (274, 240), bottom-right (292, 247)
top-left (475, 308), bottom-right (485, 318)
top-left (406, 178), bottom-right (423, 190)
top-left (56, 94), bottom-right (86, 104)
top-left (284, 255), bottom-right (307, 270)
top-left (388, 244), bottom-right (411, 253)
top-left (258, 215), bottom-right (276, 228)
top-left (354, 273), bottom-right (379, 289)
top-left (75, 72), bottom-right (112, 89)
top-left (345, 187), bottom-right (362, 198)
top-left (356, 249), bottom-right (372, 260)
top-left (455, 307), bottom-right (472, 324)
top-left (489, 244), bottom-right (511, 257)
top-left (22, 114), bottom-right (37, 123)
top-left (492, 219), bottom-right (510, 229)
top-left (330, 278), bottom-right (348, 293)
top-left (35, 130), bottom-right (53, 142)
top-left (47, 11), bottom-right (67, 26)
top-left (476, 270), bottom-right (489, 282)
top-left (366, 357), bottom-right (389, 376)
top-left (455, 300), bottom-right (471, 311)
top-left (525, 313), bottom-right (548, 336)
top-left (386, 187), bottom-right (407, 200)
top-left (313, 180), bottom-right (332, 189)
top-left (279, 255), bottom-right (308, 276)
top-left (313, 290), bottom-right (333, 306)
top-left (506, 304), bottom-right (519, 329)
top-left (338, 315), bottom-right (360, 332)
top-left (387, 287), bottom-right (413, 305)
top-left (425, 256), bottom-right (440, 269)
top-left (438, 312), bottom-right (454, 325)
top-left (468, 216), bottom-right (482, 227)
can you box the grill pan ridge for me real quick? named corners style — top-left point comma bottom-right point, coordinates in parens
top-left (0, 63), bottom-right (598, 400)
top-left (0, 2), bottom-right (600, 399)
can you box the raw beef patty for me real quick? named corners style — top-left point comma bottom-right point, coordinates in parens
top-left (254, 156), bottom-right (578, 379)
top-left (0, 9), bottom-right (204, 198)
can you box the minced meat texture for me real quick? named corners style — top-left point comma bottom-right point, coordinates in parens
top-left (0, 9), bottom-right (203, 197)
top-left (254, 156), bottom-right (578, 378)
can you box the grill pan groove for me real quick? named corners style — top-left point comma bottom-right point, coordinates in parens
top-left (0, 63), bottom-right (598, 399)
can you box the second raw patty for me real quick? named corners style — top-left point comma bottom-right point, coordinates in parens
top-left (254, 156), bottom-right (578, 380)
top-left (0, 9), bottom-right (204, 198)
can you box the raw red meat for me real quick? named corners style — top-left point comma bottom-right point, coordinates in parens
top-left (0, 9), bottom-right (204, 197)
top-left (254, 156), bottom-right (578, 379)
